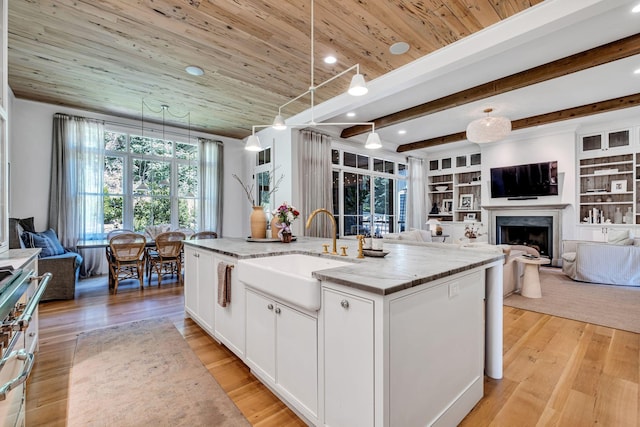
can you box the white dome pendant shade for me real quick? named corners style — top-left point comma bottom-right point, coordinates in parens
top-left (348, 73), bottom-right (368, 96)
top-left (466, 108), bottom-right (512, 143)
top-left (272, 113), bottom-right (286, 130)
top-left (245, 134), bottom-right (262, 151)
top-left (365, 131), bottom-right (382, 149)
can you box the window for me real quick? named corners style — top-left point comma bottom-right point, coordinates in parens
top-left (103, 129), bottom-right (199, 236)
top-left (333, 149), bottom-right (406, 237)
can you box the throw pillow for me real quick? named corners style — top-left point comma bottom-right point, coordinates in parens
top-left (607, 229), bottom-right (634, 245)
top-left (40, 228), bottom-right (66, 254)
top-left (410, 228), bottom-right (433, 242)
top-left (398, 230), bottom-right (423, 242)
top-left (8, 217), bottom-right (35, 249)
top-left (21, 230), bottom-right (66, 258)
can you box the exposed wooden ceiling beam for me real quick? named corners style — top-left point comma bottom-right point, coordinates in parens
top-left (341, 32), bottom-right (640, 139)
top-left (396, 92), bottom-right (640, 152)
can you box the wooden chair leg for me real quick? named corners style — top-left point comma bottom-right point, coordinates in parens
top-left (138, 264), bottom-right (144, 290)
top-left (157, 262), bottom-right (163, 287)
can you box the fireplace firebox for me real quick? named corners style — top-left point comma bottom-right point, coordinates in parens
top-left (495, 216), bottom-right (553, 258)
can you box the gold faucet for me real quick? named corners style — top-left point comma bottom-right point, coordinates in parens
top-left (306, 208), bottom-right (338, 255)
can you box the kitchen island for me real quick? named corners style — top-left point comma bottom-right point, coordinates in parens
top-left (183, 237), bottom-right (503, 427)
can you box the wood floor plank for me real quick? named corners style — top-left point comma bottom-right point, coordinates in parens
top-left (25, 276), bottom-right (640, 426)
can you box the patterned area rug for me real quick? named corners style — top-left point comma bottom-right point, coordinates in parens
top-left (504, 267), bottom-right (640, 333)
top-left (68, 318), bottom-right (250, 426)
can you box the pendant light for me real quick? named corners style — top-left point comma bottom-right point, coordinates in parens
top-left (136, 99), bottom-right (149, 192)
top-left (158, 104), bottom-right (170, 187)
top-left (466, 108), bottom-right (512, 143)
top-left (247, 0), bottom-right (380, 150)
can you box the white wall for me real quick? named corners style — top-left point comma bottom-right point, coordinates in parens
top-left (480, 127), bottom-right (578, 239)
top-left (9, 98), bottom-right (246, 235)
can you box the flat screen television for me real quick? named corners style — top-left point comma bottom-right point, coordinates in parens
top-left (490, 161), bottom-right (558, 199)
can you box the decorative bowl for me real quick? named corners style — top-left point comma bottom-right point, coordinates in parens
top-left (435, 185), bottom-right (448, 192)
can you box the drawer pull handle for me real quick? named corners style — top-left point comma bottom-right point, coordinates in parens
top-left (341, 299), bottom-right (349, 309)
top-left (267, 304), bottom-right (274, 310)
top-left (275, 307), bottom-right (281, 314)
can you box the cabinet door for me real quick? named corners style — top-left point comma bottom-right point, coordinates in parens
top-left (214, 255), bottom-right (245, 358)
top-left (581, 134), bottom-right (603, 152)
top-left (276, 303), bottom-right (318, 416)
top-left (245, 290), bottom-right (276, 381)
top-left (196, 249), bottom-right (216, 333)
top-left (323, 288), bottom-right (374, 427)
top-left (575, 226), bottom-right (607, 242)
top-left (183, 247), bottom-right (199, 317)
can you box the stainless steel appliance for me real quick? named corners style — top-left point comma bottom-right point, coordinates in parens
top-left (0, 269), bottom-right (51, 427)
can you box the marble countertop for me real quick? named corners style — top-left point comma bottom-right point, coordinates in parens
top-left (185, 237), bottom-right (503, 295)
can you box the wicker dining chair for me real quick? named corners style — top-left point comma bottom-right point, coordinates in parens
top-left (190, 231), bottom-right (218, 240)
top-left (146, 231), bottom-right (186, 286)
top-left (107, 233), bottom-right (147, 294)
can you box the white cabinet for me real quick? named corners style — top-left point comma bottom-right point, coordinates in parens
top-left (322, 270), bottom-right (486, 427)
top-left (322, 287), bottom-right (374, 427)
top-left (183, 245), bottom-right (216, 334)
top-left (213, 253), bottom-right (244, 358)
top-left (580, 128), bottom-right (632, 156)
top-left (245, 289), bottom-right (318, 421)
top-left (245, 290), bottom-right (276, 380)
top-left (455, 152), bottom-right (481, 170)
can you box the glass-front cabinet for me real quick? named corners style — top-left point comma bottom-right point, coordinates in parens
top-left (580, 129), bottom-right (631, 155)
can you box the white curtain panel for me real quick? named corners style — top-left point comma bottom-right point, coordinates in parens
top-left (406, 157), bottom-right (427, 230)
top-left (298, 130), bottom-right (333, 237)
top-left (50, 113), bottom-right (105, 276)
top-left (199, 138), bottom-right (224, 236)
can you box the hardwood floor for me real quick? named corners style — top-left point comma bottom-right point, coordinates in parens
top-left (26, 277), bottom-right (639, 426)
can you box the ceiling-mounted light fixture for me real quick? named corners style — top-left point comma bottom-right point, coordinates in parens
top-left (158, 104), bottom-right (171, 187)
top-left (136, 100), bottom-right (149, 192)
top-left (185, 65), bottom-right (204, 76)
top-left (245, 126), bottom-right (264, 151)
top-left (247, 0), bottom-right (380, 150)
top-left (466, 108), bottom-right (512, 144)
top-left (138, 101), bottom-right (193, 190)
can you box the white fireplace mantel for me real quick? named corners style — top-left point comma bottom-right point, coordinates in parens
top-left (487, 205), bottom-right (568, 267)
top-left (483, 204), bottom-right (570, 211)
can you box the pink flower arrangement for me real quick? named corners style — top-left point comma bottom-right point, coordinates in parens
top-left (273, 202), bottom-right (300, 234)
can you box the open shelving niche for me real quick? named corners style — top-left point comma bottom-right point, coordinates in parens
top-left (578, 153), bottom-right (635, 225)
top-left (427, 153), bottom-right (482, 225)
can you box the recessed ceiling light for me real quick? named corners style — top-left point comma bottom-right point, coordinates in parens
top-left (324, 56), bottom-right (337, 64)
top-left (389, 42), bottom-right (410, 55)
top-left (632, 3), bottom-right (640, 13)
top-left (634, 68), bottom-right (640, 75)
top-left (398, 130), bottom-right (407, 135)
top-left (185, 65), bottom-right (204, 76)
top-left (346, 112), bottom-right (356, 117)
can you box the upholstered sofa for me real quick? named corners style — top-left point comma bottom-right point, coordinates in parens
top-left (9, 218), bottom-right (83, 301)
top-left (561, 236), bottom-right (640, 287)
top-left (382, 229), bottom-right (540, 296)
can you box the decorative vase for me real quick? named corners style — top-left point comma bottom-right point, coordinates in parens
top-left (281, 231), bottom-right (293, 243)
top-left (625, 207), bottom-right (633, 225)
top-left (614, 207), bottom-right (622, 224)
top-left (250, 206), bottom-right (267, 239)
top-left (436, 225), bottom-right (443, 236)
top-left (270, 216), bottom-right (281, 239)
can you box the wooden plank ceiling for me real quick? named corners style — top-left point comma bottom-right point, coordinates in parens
top-left (7, 0), bottom-right (541, 139)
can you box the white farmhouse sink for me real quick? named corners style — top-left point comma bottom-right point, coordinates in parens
top-left (237, 254), bottom-right (352, 311)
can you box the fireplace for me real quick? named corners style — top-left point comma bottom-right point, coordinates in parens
top-left (495, 216), bottom-right (553, 258)
top-left (486, 205), bottom-right (567, 267)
